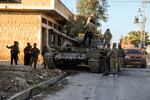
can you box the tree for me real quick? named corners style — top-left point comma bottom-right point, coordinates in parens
top-left (122, 36), bottom-right (129, 44)
top-left (122, 31), bottom-right (150, 47)
top-left (64, 0), bottom-right (108, 37)
top-left (76, 0), bottom-right (108, 26)
top-left (64, 15), bottom-right (87, 37)
top-left (128, 31), bottom-right (150, 47)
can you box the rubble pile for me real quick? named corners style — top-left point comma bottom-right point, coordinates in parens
top-left (0, 67), bottom-right (64, 100)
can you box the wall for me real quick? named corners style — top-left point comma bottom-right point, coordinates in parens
top-left (0, 0), bottom-right (53, 9)
top-left (0, 11), bottom-right (41, 61)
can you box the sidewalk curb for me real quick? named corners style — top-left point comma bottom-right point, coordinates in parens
top-left (8, 72), bottom-right (67, 100)
top-left (0, 64), bottom-right (31, 72)
top-left (122, 68), bottom-right (150, 72)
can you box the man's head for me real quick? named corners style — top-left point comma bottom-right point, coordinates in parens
top-left (27, 42), bottom-right (30, 46)
top-left (107, 44), bottom-right (110, 48)
top-left (33, 43), bottom-right (37, 48)
top-left (106, 28), bottom-right (110, 32)
top-left (14, 41), bottom-right (19, 45)
top-left (118, 44), bottom-right (121, 48)
top-left (113, 43), bottom-right (117, 48)
top-left (90, 18), bottom-right (94, 23)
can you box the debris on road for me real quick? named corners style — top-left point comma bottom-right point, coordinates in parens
top-left (0, 64), bottom-right (65, 100)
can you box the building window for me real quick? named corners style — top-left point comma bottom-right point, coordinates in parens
top-left (51, 33), bottom-right (55, 45)
top-left (48, 29), bottom-right (55, 45)
top-left (58, 35), bottom-right (61, 46)
top-left (41, 27), bottom-right (47, 48)
top-left (42, 18), bottom-right (47, 24)
top-left (0, 0), bottom-right (21, 3)
top-left (48, 29), bottom-right (53, 46)
top-left (54, 24), bottom-right (57, 30)
top-left (58, 26), bottom-right (62, 32)
top-left (48, 21), bottom-right (53, 27)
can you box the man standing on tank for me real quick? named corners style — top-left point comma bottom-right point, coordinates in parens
top-left (103, 29), bottom-right (112, 48)
top-left (82, 18), bottom-right (95, 47)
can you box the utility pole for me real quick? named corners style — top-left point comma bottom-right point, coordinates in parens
top-left (141, 0), bottom-right (147, 47)
top-left (134, 0), bottom-right (147, 48)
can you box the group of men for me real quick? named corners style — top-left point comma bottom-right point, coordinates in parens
top-left (6, 42), bottom-right (44, 69)
top-left (103, 43), bottom-right (125, 77)
top-left (82, 14), bottom-right (112, 48)
top-left (82, 14), bottom-right (125, 76)
top-left (23, 42), bottom-right (41, 69)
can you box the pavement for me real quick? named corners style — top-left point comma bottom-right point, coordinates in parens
top-left (32, 67), bottom-right (150, 100)
top-left (0, 58), bottom-right (150, 100)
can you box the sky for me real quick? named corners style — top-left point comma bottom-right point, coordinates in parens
top-left (61, 0), bottom-right (150, 43)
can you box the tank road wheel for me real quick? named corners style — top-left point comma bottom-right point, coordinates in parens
top-left (54, 59), bottom-right (65, 69)
top-left (47, 58), bottom-right (56, 69)
top-left (44, 52), bottom-right (56, 69)
top-left (141, 64), bottom-right (147, 68)
top-left (88, 60), bottom-right (100, 73)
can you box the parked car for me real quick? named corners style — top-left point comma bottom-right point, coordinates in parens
top-left (123, 48), bottom-right (147, 68)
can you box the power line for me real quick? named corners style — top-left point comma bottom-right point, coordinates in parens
top-left (109, 0), bottom-right (150, 3)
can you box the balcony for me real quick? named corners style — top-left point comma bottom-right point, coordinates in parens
top-left (0, 0), bottom-right (73, 22)
top-left (44, 0), bottom-right (73, 24)
top-left (54, 0), bottom-right (73, 21)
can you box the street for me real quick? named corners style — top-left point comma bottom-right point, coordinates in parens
top-left (31, 67), bottom-right (150, 100)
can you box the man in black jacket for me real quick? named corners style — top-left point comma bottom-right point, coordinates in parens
top-left (6, 41), bottom-right (20, 65)
top-left (24, 42), bottom-right (32, 65)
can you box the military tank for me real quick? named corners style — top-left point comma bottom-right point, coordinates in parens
top-left (44, 37), bottom-right (107, 73)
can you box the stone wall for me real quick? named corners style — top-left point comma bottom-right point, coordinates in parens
top-left (0, 11), bottom-right (41, 61)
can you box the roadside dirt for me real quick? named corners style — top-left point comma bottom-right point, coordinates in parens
top-left (0, 65), bottom-right (65, 100)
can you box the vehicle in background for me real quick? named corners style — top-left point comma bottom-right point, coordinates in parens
top-left (123, 48), bottom-right (147, 68)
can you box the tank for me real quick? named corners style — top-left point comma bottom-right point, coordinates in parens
top-left (44, 36), bottom-right (107, 73)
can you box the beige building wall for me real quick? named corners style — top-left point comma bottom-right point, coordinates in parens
top-left (0, 0), bottom-right (53, 9)
top-left (0, 0), bottom-right (75, 63)
top-left (0, 0), bottom-right (73, 21)
top-left (0, 12), bottom-right (41, 61)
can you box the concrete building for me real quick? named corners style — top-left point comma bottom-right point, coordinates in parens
top-left (0, 0), bottom-right (75, 61)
